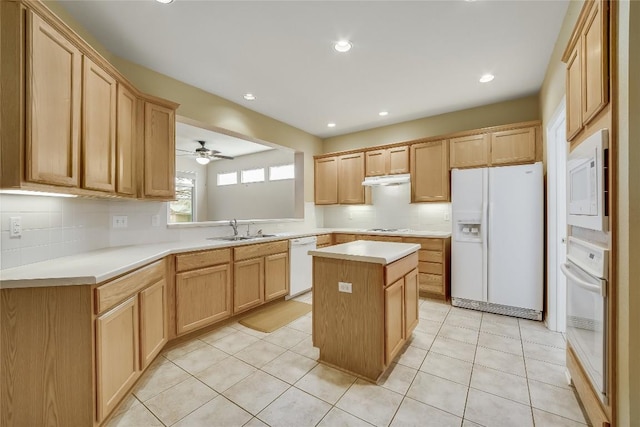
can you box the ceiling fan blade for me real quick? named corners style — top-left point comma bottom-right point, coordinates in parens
top-left (176, 148), bottom-right (193, 153)
top-left (212, 154), bottom-right (235, 160)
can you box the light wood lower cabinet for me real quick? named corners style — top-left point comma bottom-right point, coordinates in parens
top-left (404, 268), bottom-right (419, 333)
top-left (234, 258), bottom-right (265, 313)
top-left (96, 296), bottom-right (140, 422)
top-left (384, 278), bottom-right (405, 363)
top-left (265, 252), bottom-right (289, 301)
top-left (175, 264), bottom-right (232, 334)
top-left (139, 279), bottom-right (167, 368)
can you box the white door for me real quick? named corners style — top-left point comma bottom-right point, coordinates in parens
top-left (546, 100), bottom-right (568, 332)
top-left (487, 163), bottom-right (544, 311)
top-left (451, 168), bottom-right (487, 302)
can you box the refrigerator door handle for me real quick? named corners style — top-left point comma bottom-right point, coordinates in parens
top-left (482, 169), bottom-right (489, 302)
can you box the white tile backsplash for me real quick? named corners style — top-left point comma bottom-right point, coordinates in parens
top-left (322, 185), bottom-right (452, 232)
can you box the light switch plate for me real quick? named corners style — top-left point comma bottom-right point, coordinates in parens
top-left (338, 281), bottom-right (352, 293)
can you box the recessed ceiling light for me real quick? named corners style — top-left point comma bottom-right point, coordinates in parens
top-left (479, 74), bottom-right (495, 83)
top-left (155, 0), bottom-right (174, 4)
top-left (334, 40), bottom-right (352, 53)
top-left (379, 111), bottom-right (389, 117)
top-left (327, 123), bottom-right (336, 128)
top-left (243, 93), bottom-right (256, 101)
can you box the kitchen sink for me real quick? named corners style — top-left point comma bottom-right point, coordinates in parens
top-left (207, 234), bottom-right (277, 241)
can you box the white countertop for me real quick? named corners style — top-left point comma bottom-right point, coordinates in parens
top-left (309, 241), bottom-right (421, 265)
top-left (0, 228), bottom-right (449, 289)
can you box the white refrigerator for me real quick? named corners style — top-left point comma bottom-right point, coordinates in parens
top-left (451, 162), bottom-right (543, 320)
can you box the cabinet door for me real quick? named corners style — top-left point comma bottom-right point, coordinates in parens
top-left (96, 296), bottom-right (139, 422)
top-left (404, 268), bottom-right (419, 336)
top-left (365, 149), bottom-right (387, 177)
top-left (116, 85), bottom-right (137, 195)
top-left (566, 44), bottom-right (583, 141)
top-left (234, 258), bottom-right (264, 314)
top-left (410, 140), bottom-right (450, 202)
top-left (384, 278), bottom-right (405, 364)
top-left (449, 134), bottom-right (489, 168)
top-left (265, 252), bottom-right (289, 301)
top-left (338, 152), bottom-right (366, 204)
top-left (176, 264), bottom-right (231, 335)
top-left (144, 102), bottom-right (175, 198)
top-left (388, 146), bottom-right (409, 174)
top-left (82, 57), bottom-right (116, 192)
top-left (314, 157), bottom-right (338, 205)
top-left (490, 127), bottom-right (536, 165)
top-left (139, 279), bottom-right (167, 369)
top-left (25, 11), bottom-right (81, 187)
top-left (582, 0), bottom-right (608, 125)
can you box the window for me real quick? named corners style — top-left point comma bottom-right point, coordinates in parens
top-left (217, 171), bottom-right (238, 186)
top-left (241, 168), bottom-right (265, 184)
top-left (169, 173), bottom-right (196, 222)
top-left (269, 164), bottom-right (295, 181)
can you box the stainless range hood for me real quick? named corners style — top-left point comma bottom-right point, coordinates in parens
top-left (362, 173), bottom-right (411, 187)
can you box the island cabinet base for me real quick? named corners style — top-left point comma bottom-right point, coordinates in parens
top-left (312, 251), bottom-right (419, 382)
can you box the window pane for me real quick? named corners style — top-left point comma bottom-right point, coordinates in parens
top-left (170, 175), bottom-right (195, 222)
top-left (241, 168), bottom-right (265, 184)
top-left (269, 164), bottom-right (295, 181)
top-left (217, 171), bottom-right (238, 186)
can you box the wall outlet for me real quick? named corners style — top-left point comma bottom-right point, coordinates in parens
top-left (338, 281), bottom-right (352, 293)
top-left (151, 214), bottom-right (160, 227)
top-left (10, 216), bottom-right (22, 238)
top-left (112, 215), bottom-right (128, 229)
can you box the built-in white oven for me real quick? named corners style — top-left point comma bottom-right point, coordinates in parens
top-left (567, 129), bottom-right (608, 231)
top-left (560, 236), bottom-right (609, 404)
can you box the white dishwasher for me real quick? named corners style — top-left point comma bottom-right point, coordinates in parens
top-left (287, 236), bottom-right (317, 298)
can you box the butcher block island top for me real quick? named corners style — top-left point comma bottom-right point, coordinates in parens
top-left (311, 241), bottom-right (421, 382)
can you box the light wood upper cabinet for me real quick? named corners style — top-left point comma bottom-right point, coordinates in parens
top-left (365, 149), bottom-right (387, 176)
top-left (338, 152), bottom-right (367, 204)
top-left (566, 44), bottom-right (583, 140)
top-left (96, 296), bottom-right (139, 423)
top-left (82, 57), bottom-right (116, 192)
top-left (582, 0), bottom-right (608, 124)
top-left (175, 264), bottom-right (231, 334)
top-left (234, 258), bottom-right (265, 314)
top-left (450, 134), bottom-right (490, 168)
top-left (25, 10), bottom-right (81, 187)
top-left (410, 140), bottom-right (449, 202)
top-left (265, 252), bottom-right (289, 301)
top-left (314, 156), bottom-right (338, 205)
top-left (139, 279), bottom-right (167, 369)
top-left (563, 0), bottom-right (608, 141)
top-left (365, 146), bottom-right (409, 176)
top-left (143, 101), bottom-right (175, 199)
top-left (116, 85), bottom-right (137, 196)
top-left (490, 127), bottom-right (536, 165)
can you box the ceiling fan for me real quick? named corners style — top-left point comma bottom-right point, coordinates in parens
top-left (176, 140), bottom-right (235, 165)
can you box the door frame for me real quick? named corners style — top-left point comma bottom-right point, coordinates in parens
top-left (546, 98), bottom-right (568, 332)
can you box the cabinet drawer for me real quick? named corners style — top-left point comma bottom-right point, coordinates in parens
top-left (402, 237), bottom-right (443, 251)
top-left (176, 248), bottom-right (231, 272)
top-left (234, 240), bottom-right (288, 261)
top-left (333, 234), bottom-right (356, 244)
top-left (95, 259), bottom-right (165, 314)
top-left (419, 273), bottom-right (444, 295)
top-left (419, 261), bottom-right (443, 275)
top-left (386, 252), bottom-right (419, 286)
top-left (363, 234), bottom-right (404, 243)
top-left (419, 250), bottom-right (443, 263)
top-left (316, 234), bottom-right (332, 246)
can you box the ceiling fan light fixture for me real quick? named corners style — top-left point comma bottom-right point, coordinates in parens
top-left (195, 156), bottom-right (210, 165)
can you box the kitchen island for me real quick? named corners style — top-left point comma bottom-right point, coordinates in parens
top-left (310, 240), bottom-right (420, 382)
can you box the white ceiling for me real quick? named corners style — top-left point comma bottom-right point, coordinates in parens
top-left (175, 122), bottom-right (274, 160)
top-left (58, 0), bottom-right (569, 138)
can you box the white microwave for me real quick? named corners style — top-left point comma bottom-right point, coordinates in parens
top-left (567, 129), bottom-right (608, 231)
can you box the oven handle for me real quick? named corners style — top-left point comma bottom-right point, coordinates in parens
top-left (560, 263), bottom-right (607, 297)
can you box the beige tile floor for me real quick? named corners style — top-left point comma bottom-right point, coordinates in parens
top-left (107, 294), bottom-right (589, 427)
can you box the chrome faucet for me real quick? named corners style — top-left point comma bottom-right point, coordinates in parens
top-left (229, 219), bottom-right (238, 236)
